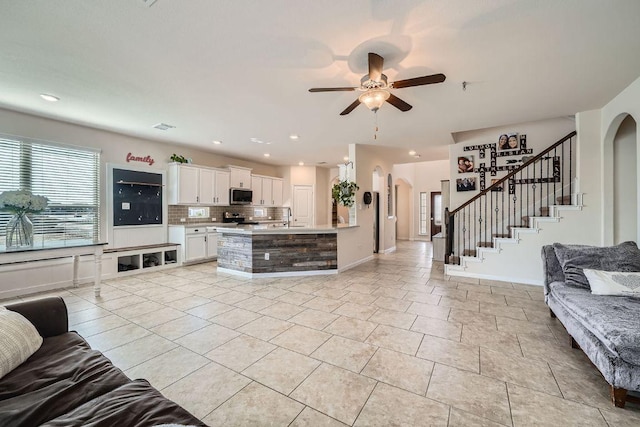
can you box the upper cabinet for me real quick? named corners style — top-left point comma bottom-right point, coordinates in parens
top-left (272, 178), bottom-right (283, 206)
top-left (252, 174), bottom-right (283, 206)
top-left (168, 163), bottom-right (230, 205)
top-left (227, 166), bottom-right (252, 189)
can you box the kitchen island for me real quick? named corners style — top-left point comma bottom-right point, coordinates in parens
top-left (216, 225), bottom-right (351, 277)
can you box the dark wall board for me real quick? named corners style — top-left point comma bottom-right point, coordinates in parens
top-left (113, 169), bottom-right (163, 226)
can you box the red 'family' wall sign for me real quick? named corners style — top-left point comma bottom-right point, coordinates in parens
top-left (126, 152), bottom-right (155, 166)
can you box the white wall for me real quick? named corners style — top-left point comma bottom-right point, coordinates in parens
top-left (451, 75), bottom-right (640, 284)
top-left (333, 144), bottom-right (398, 268)
top-left (601, 75), bottom-right (640, 245)
top-left (396, 180), bottom-right (411, 240)
top-left (449, 118), bottom-right (577, 210)
top-left (393, 160), bottom-right (450, 241)
top-left (0, 107), bottom-right (280, 245)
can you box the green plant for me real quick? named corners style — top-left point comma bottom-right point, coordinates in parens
top-left (332, 180), bottom-right (359, 207)
top-left (170, 153), bottom-right (188, 163)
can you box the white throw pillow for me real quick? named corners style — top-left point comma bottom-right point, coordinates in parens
top-left (584, 269), bottom-right (640, 296)
top-left (0, 306), bottom-right (43, 379)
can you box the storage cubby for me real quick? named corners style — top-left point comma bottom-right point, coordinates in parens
top-left (106, 244), bottom-right (181, 278)
top-left (164, 250), bottom-right (178, 264)
top-left (117, 255), bottom-right (140, 272)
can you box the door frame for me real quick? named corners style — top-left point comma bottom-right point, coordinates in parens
top-left (430, 191), bottom-right (442, 237)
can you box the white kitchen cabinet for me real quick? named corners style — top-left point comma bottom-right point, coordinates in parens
top-left (199, 168), bottom-right (215, 204)
top-left (169, 225), bottom-right (219, 264)
top-left (228, 166), bottom-right (252, 189)
top-left (168, 164), bottom-right (199, 204)
top-left (252, 175), bottom-right (283, 206)
top-left (185, 232), bottom-right (207, 262)
top-left (168, 163), bottom-right (230, 206)
top-left (271, 178), bottom-right (283, 206)
top-left (214, 170), bottom-right (230, 205)
top-left (206, 230), bottom-right (218, 257)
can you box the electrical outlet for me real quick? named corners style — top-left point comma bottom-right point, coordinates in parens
top-left (180, 218), bottom-right (186, 222)
top-left (211, 217), bottom-right (217, 222)
top-left (264, 253), bottom-right (270, 260)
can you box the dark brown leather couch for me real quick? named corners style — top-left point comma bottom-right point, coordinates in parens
top-left (0, 297), bottom-right (207, 427)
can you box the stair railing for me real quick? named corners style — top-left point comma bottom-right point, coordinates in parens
top-left (445, 131), bottom-right (577, 264)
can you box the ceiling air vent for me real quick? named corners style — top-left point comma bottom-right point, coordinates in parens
top-left (140, 0), bottom-right (157, 7)
top-left (152, 123), bottom-right (175, 131)
top-left (317, 161), bottom-right (327, 165)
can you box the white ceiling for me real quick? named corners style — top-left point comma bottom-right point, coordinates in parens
top-left (1, 0), bottom-right (639, 167)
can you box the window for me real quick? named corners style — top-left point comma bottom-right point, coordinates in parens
top-left (0, 135), bottom-right (100, 246)
top-left (419, 192), bottom-right (428, 235)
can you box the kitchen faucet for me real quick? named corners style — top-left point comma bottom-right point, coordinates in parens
top-left (285, 207), bottom-right (292, 227)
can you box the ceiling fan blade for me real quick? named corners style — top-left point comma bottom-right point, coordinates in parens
top-left (309, 87), bottom-right (357, 92)
top-left (368, 52), bottom-right (384, 82)
top-left (391, 73), bottom-right (446, 89)
top-left (340, 99), bottom-right (361, 115)
top-left (386, 93), bottom-right (412, 112)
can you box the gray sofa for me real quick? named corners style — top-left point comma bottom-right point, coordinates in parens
top-left (542, 243), bottom-right (640, 408)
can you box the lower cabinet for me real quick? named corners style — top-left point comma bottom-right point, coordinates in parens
top-left (169, 225), bottom-right (218, 264)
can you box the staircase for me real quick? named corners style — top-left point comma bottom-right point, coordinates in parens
top-left (444, 131), bottom-right (579, 284)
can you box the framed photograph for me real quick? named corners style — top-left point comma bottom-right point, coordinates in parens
top-left (490, 178), bottom-right (504, 192)
top-left (457, 155), bottom-right (474, 173)
top-left (456, 177), bottom-right (476, 192)
top-left (499, 133), bottom-right (519, 150)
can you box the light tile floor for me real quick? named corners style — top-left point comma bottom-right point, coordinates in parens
top-left (4, 241), bottom-right (640, 426)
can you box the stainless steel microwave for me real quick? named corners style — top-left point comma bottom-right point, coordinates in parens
top-left (230, 188), bottom-right (253, 204)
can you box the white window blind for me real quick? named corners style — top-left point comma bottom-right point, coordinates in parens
top-left (0, 135), bottom-right (100, 246)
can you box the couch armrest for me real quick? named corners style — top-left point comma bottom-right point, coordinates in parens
top-left (5, 296), bottom-right (68, 338)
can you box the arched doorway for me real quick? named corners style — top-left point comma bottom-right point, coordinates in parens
top-left (613, 115), bottom-right (638, 243)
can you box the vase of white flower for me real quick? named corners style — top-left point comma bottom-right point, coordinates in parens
top-left (0, 190), bottom-right (49, 249)
top-left (6, 213), bottom-right (34, 248)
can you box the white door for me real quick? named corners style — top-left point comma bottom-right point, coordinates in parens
top-left (293, 185), bottom-right (313, 227)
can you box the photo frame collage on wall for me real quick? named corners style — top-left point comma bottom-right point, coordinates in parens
top-left (459, 133), bottom-right (533, 192)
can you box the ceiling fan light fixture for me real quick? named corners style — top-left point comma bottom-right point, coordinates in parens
top-left (358, 89), bottom-right (390, 112)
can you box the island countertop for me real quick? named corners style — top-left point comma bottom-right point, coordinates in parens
top-left (215, 224), bottom-right (357, 235)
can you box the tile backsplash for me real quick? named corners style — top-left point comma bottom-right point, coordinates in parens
top-left (168, 205), bottom-right (283, 225)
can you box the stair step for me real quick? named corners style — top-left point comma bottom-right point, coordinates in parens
top-left (447, 255), bottom-right (461, 265)
top-left (477, 242), bottom-right (494, 248)
top-left (462, 249), bottom-right (477, 257)
top-left (493, 234), bottom-right (510, 239)
top-left (540, 207), bottom-right (550, 216)
top-left (556, 195), bottom-right (571, 205)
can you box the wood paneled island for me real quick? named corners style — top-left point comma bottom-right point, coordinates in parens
top-left (216, 225), bottom-right (340, 277)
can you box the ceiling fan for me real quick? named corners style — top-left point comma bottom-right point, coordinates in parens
top-left (309, 52), bottom-right (446, 115)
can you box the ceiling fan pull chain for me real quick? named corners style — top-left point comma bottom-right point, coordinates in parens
top-left (374, 110), bottom-right (379, 140)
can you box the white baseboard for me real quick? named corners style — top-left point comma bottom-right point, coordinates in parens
top-left (338, 255), bottom-right (374, 272)
top-left (217, 267), bottom-right (338, 278)
top-left (445, 266), bottom-right (544, 286)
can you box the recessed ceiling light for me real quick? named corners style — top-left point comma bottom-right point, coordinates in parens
top-left (264, 153), bottom-right (270, 157)
top-left (298, 161), bottom-right (304, 166)
top-left (408, 150), bottom-right (416, 156)
top-left (290, 134), bottom-right (300, 140)
top-left (212, 140), bottom-right (222, 145)
top-left (40, 94), bottom-right (59, 102)
top-left (152, 123), bottom-right (175, 131)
